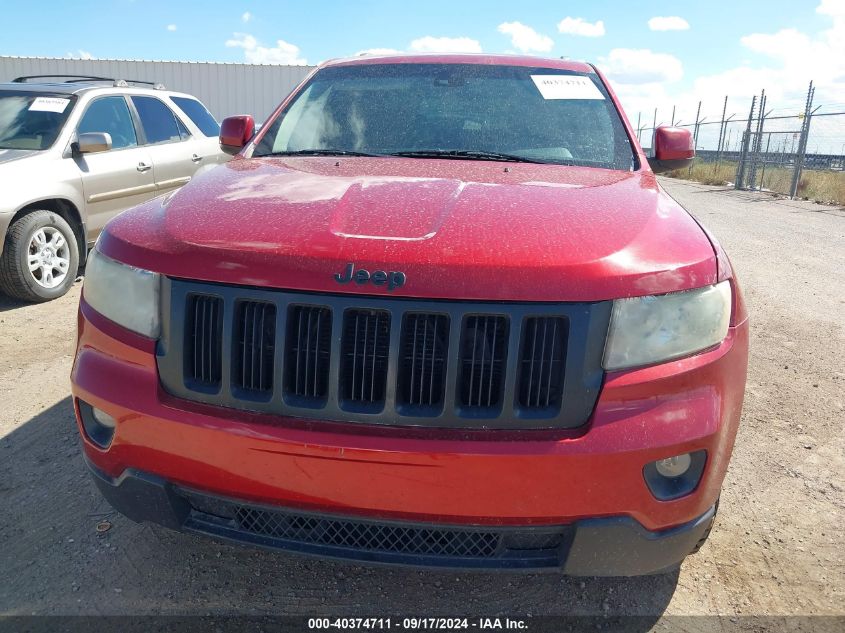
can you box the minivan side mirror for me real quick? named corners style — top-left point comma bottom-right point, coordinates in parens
top-left (647, 126), bottom-right (694, 173)
top-left (76, 132), bottom-right (112, 154)
top-left (220, 115), bottom-right (256, 156)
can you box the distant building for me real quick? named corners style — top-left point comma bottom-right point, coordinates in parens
top-left (0, 56), bottom-right (315, 122)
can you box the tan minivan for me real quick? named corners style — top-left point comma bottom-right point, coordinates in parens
top-left (0, 76), bottom-right (230, 302)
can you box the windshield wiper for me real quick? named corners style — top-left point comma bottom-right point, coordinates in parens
top-left (263, 149), bottom-right (387, 158)
top-left (263, 148), bottom-right (567, 165)
top-left (389, 149), bottom-right (550, 164)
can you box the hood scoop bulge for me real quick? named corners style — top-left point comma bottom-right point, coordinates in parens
top-left (329, 179), bottom-right (464, 241)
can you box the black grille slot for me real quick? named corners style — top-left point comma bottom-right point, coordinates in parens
top-left (340, 309), bottom-right (390, 408)
top-left (518, 317), bottom-right (568, 411)
top-left (398, 313), bottom-right (449, 412)
top-left (459, 316), bottom-right (508, 412)
top-left (232, 301), bottom-right (276, 395)
top-left (284, 305), bottom-right (332, 403)
top-left (235, 506), bottom-right (500, 558)
top-left (184, 294), bottom-right (223, 389)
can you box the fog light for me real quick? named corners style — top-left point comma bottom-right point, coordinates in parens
top-left (655, 453), bottom-right (692, 478)
top-left (92, 407), bottom-right (117, 429)
top-left (643, 450), bottom-right (708, 501)
top-left (77, 400), bottom-right (117, 449)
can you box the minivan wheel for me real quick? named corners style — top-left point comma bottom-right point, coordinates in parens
top-left (0, 210), bottom-right (80, 302)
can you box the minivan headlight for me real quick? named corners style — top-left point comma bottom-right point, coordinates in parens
top-left (83, 248), bottom-right (161, 338)
top-left (603, 281), bottom-right (731, 370)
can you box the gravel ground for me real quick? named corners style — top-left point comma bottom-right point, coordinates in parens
top-left (0, 178), bottom-right (842, 621)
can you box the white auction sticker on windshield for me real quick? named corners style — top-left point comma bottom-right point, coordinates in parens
top-left (29, 97), bottom-right (70, 113)
top-left (530, 75), bottom-right (605, 100)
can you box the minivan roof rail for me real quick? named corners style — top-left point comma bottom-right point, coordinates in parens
top-left (12, 75), bottom-right (166, 89)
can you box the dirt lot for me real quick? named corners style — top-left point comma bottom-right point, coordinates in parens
top-left (0, 179), bottom-right (842, 621)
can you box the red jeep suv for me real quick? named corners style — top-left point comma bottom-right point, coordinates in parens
top-left (71, 54), bottom-right (748, 575)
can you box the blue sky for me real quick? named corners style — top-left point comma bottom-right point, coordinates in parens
top-left (2, 0), bottom-right (844, 124)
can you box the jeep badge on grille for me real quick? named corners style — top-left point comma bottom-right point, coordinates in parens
top-left (334, 263), bottom-right (406, 291)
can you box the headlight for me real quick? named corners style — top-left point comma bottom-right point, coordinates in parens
top-left (603, 281), bottom-right (731, 370)
top-left (83, 248), bottom-right (161, 338)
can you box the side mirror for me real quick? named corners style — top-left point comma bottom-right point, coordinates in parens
top-left (76, 132), bottom-right (112, 154)
top-left (220, 115), bottom-right (255, 156)
top-left (647, 126), bottom-right (694, 173)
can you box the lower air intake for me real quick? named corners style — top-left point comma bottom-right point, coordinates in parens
top-left (178, 488), bottom-right (572, 568)
top-left (235, 507), bottom-right (500, 558)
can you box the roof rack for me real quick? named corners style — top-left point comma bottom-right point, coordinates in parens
top-left (11, 75), bottom-right (166, 89)
top-left (13, 74), bottom-right (112, 83)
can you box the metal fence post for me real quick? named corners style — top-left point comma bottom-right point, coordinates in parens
top-left (714, 96), bottom-right (728, 175)
top-left (790, 82), bottom-right (815, 199)
top-left (759, 133), bottom-right (772, 190)
top-left (689, 101), bottom-right (702, 176)
top-left (651, 108), bottom-right (657, 151)
top-left (748, 90), bottom-right (767, 189)
top-left (736, 95), bottom-right (757, 189)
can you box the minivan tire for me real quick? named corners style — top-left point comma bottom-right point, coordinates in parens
top-left (0, 210), bottom-right (80, 303)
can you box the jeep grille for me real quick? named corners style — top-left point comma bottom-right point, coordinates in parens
top-left (158, 279), bottom-right (611, 429)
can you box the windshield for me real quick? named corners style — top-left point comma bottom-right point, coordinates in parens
top-left (0, 91), bottom-right (76, 150)
top-left (254, 63), bottom-right (635, 170)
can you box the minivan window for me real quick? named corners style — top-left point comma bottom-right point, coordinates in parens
top-left (78, 95), bottom-right (137, 150)
top-left (175, 115), bottom-right (191, 140)
top-left (131, 96), bottom-right (182, 144)
top-left (170, 96), bottom-right (220, 137)
top-left (0, 91), bottom-right (76, 150)
top-left (254, 64), bottom-right (635, 171)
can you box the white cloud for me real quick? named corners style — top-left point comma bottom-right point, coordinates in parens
top-left (65, 50), bottom-right (94, 60)
top-left (691, 66), bottom-right (783, 102)
top-left (817, 0), bottom-right (845, 16)
top-left (647, 16), bottom-right (690, 31)
top-left (609, 81), bottom-right (674, 124)
top-left (691, 1), bottom-right (845, 108)
top-left (740, 28), bottom-right (810, 60)
top-left (597, 49), bottom-right (685, 123)
top-left (599, 48), bottom-right (683, 84)
top-left (225, 32), bottom-right (307, 64)
top-left (497, 22), bottom-right (554, 53)
top-left (166, 24), bottom-right (177, 32)
top-left (355, 48), bottom-right (403, 56)
top-left (241, 11), bottom-right (252, 23)
top-left (408, 36), bottom-right (482, 53)
top-left (613, 1), bottom-right (845, 147)
top-left (557, 17), bottom-right (605, 38)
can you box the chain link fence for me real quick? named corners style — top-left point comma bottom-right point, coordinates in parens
top-left (633, 82), bottom-right (845, 205)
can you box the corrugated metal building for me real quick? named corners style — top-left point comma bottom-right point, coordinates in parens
top-left (0, 56), bottom-right (315, 122)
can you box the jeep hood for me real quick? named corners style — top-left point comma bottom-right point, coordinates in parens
top-left (99, 157), bottom-right (717, 302)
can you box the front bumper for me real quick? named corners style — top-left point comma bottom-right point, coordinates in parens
top-left (72, 300), bottom-right (748, 573)
top-left (86, 457), bottom-right (716, 574)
